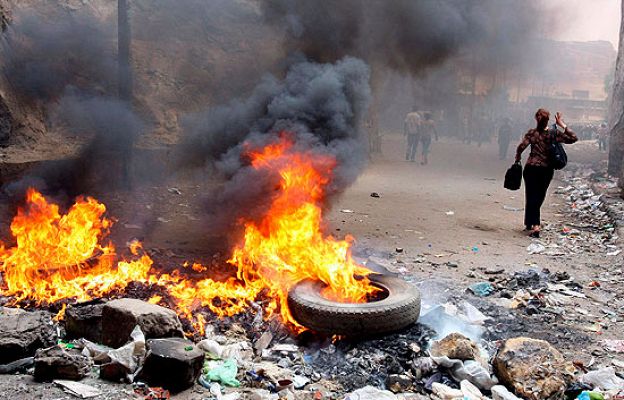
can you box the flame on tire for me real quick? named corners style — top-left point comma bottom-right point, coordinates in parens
top-left (0, 135), bottom-right (378, 331)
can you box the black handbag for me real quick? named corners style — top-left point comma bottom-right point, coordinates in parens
top-left (504, 162), bottom-right (522, 191)
top-left (549, 126), bottom-right (568, 170)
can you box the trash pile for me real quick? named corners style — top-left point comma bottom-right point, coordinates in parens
top-left (540, 166), bottom-right (624, 257)
top-left (2, 284), bottom-right (623, 400)
top-left (464, 265), bottom-right (624, 342)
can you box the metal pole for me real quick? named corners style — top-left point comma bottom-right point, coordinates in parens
top-left (118, 0), bottom-right (132, 101)
top-left (118, 0), bottom-right (133, 189)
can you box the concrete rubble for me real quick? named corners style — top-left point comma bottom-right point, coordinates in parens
top-left (101, 298), bottom-right (184, 348)
top-left (65, 300), bottom-right (106, 344)
top-left (139, 337), bottom-right (204, 393)
top-left (33, 345), bottom-right (92, 382)
top-left (0, 308), bottom-right (56, 364)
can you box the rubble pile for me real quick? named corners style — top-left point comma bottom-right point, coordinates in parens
top-left (0, 166), bottom-right (622, 398)
top-left (1, 291), bottom-right (623, 399)
top-left (543, 166), bottom-right (624, 257)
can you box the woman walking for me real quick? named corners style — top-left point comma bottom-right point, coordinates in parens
top-left (515, 109), bottom-right (577, 238)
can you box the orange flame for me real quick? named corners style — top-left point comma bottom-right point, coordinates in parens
top-left (0, 136), bottom-right (377, 332)
top-left (227, 137), bottom-right (377, 325)
top-left (0, 189), bottom-right (152, 304)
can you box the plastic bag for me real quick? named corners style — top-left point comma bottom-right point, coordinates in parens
top-left (468, 282), bottom-right (495, 297)
top-left (576, 391), bottom-right (605, 400)
top-left (581, 367), bottom-right (624, 390)
top-left (204, 359), bottom-right (240, 387)
top-left (430, 356), bottom-right (498, 390)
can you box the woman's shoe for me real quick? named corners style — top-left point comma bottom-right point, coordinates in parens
top-left (528, 226), bottom-right (540, 238)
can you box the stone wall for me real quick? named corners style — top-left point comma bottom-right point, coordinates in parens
top-left (608, 0), bottom-right (624, 181)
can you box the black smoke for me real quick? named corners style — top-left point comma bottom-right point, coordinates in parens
top-left (0, 0), bottom-right (553, 245)
top-left (180, 57), bottom-right (370, 239)
top-left (177, 0), bottom-right (551, 243)
top-left (261, 0), bottom-right (546, 75)
top-left (2, 11), bottom-right (116, 103)
top-left (0, 9), bottom-right (144, 198)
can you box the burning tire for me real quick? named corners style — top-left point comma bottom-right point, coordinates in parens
top-left (287, 274), bottom-right (420, 336)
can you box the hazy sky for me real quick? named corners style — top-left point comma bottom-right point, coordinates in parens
top-left (548, 0), bottom-right (621, 47)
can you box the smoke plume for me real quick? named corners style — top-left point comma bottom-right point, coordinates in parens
top-left (2, 11), bottom-right (116, 102)
top-left (261, 0), bottom-right (546, 75)
top-left (0, 0), bottom-right (554, 242)
top-left (180, 57), bottom-right (370, 238)
top-left (0, 9), bottom-right (144, 198)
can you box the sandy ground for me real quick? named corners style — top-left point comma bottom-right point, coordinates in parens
top-left (328, 134), bottom-right (609, 279)
top-left (0, 133), bottom-right (619, 399)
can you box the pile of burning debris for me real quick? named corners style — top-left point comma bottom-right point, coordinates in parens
top-left (2, 290), bottom-right (624, 400)
top-left (0, 153), bottom-right (623, 399)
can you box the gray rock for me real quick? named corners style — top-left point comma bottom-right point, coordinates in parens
top-left (34, 345), bottom-right (92, 382)
top-left (277, 358), bottom-right (292, 368)
top-left (65, 300), bottom-right (105, 343)
top-left (493, 337), bottom-right (575, 400)
top-left (345, 386), bottom-right (397, 400)
top-left (139, 338), bottom-right (204, 393)
top-left (429, 333), bottom-right (479, 361)
top-left (101, 298), bottom-right (183, 348)
top-left (248, 389), bottom-right (276, 400)
top-left (0, 308), bottom-right (56, 364)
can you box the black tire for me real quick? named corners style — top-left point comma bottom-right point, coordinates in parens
top-left (287, 274), bottom-right (421, 336)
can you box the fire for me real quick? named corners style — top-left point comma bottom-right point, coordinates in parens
top-left (0, 189), bottom-right (152, 304)
top-left (226, 138), bottom-right (378, 325)
top-left (0, 135), bottom-right (378, 332)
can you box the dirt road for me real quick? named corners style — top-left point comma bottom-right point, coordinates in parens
top-left (329, 134), bottom-right (608, 280)
top-left (327, 134), bottom-right (621, 359)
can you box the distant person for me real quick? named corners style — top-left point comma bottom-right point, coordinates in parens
top-left (580, 124), bottom-right (595, 141)
top-left (515, 109), bottom-right (577, 238)
top-left (598, 123), bottom-right (609, 151)
top-left (403, 110), bottom-right (421, 162)
top-left (461, 114), bottom-right (471, 144)
top-left (419, 112), bottom-right (438, 165)
top-left (498, 118), bottom-right (513, 160)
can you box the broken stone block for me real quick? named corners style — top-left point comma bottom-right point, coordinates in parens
top-left (493, 337), bottom-right (575, 400)
top-left (101, 298), bottom-right (184, 348)
top-left (429, 332), bottom-right (480, 361)
top-left (0, 308), bottom-right (56, 364)
top-left (139, 338), bottom-right (204, 393)
top-left (65, 300), bottom-right (105, 343)
top-left (34, 345), bottom-right (92, 382)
